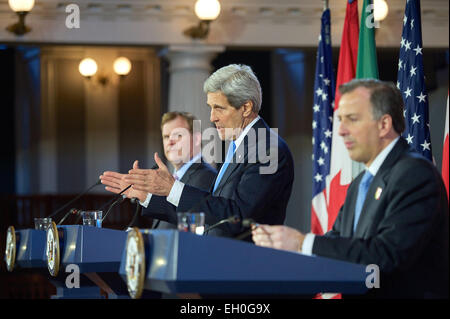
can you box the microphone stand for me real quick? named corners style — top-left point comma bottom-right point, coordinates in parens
top-left (57, 184), bottom-right (132, 226)
top-left (49, 179), bottom-right (101, 219)
top-left (234, 219), bottom-right (269, 241)
top-left (57, 208), bottom-right (78, 226)
top-left (137, 164), bottom-right (166, 230)
top-left (152, 220), bottom-right (161, 229)
top-left (204, 216), bottom-right (240, 235)
top-left (126, 198), bottom-right (142, 229)
top-left (101, 185), bottom-right (132, 223)
top-left (234, 229), bottom-right (254, 241)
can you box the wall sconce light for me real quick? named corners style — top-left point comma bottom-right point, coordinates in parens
top-left (79, 57), bottom-right (132, 86)
top-left (374, 0), bottom-right (389, 22)
top-left (6, 0), bottom-right (35, 36)
top-left (183, 0), bottom-right (221, 40)
top-left (79, 58), bottom-right (98, 78)
top-left (113, 57), bottom-right (132, 77)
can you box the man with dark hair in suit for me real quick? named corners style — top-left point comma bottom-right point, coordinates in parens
top-left (100, 111), bottom-right (216, 229)
top-left (252, 79), bottom-right (449, 298)
top-left (123, 64), bottom-right (294, 239)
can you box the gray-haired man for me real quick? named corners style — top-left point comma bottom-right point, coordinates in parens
top-left (124, 64), bottom-right (295, 240)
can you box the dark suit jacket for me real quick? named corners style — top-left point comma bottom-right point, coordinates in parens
top-left (141, 160), bottom-right (217, 228)
top-left (176, 118), bottom-right (295, 239)
top-left (313, 138), bottom-right (449, 298)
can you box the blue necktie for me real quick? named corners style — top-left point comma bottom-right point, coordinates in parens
top-left (213, 141), bottom-right (235, 193)
top-left (353, 170), bottom-right (374, 232)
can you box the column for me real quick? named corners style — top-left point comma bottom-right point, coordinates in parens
top-left (163, 44), bottom-right (225, 132)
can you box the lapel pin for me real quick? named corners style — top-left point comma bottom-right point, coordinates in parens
top-left (375, 187), bottom-right (383, 200)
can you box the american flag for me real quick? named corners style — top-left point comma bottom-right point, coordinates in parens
top-left (311, 7), bottom-right (335, 233)
top-left (397, 0), bottom-right (432, 161)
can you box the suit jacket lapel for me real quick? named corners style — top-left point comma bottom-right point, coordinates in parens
top-left (213, 162), bottom-right (240, 195)
top-left (213, 118), bottom-right (266, 195)
top-left (353, 138), bottom-right (408, 237)
top-left (180, 162), bottom-right (201, 184)
top-left (342, 180), bottom-right (360, 237)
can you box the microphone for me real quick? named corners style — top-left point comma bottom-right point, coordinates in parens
top-left (234, 218), bottom-right (264, 241)
top-left (127, 164), bottom-right (158, 229)
top-left (57, 184), bottom-right (131, 226)
top-left (48, 179), bottom-right (102, 219)
top-left (101, 184), bottom-right (132, 223)
top-left (242, 218), bottom-right (259, 228)
top-left (126, 204), bottom-right (142, 229)
top-left (204, 215), bottom-right (241, 235)
top-left (57, 208), bottom-right (79, 225)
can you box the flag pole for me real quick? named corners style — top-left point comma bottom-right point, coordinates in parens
top-left (323, 0), bottom-right (329, 10)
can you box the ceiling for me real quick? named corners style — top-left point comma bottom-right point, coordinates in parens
top-left (0, 0), bottom-right (448, 47)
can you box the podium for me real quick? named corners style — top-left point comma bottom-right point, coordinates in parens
top-left (5, 225), bottom-right (130, 298)
top-left (48, 225), bottom-right (128, 298)
top-left (119, 230), bottom-right (369, 298)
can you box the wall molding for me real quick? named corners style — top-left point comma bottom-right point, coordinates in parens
top-left (0, 0), bottom-right (448, 47)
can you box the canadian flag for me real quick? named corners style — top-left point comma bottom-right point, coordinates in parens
top-left (311, 0), bottom-right (359, 300)
top-left (325, 0), bottom-right (360, 233)
top-left (442, 94), bottom-right (449, 200)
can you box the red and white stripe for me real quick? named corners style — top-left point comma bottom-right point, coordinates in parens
top-left (312, 0), bottom-right (359, 236)
top-left (312, 0), bottom-right (360, 300)
top-left (442, 94), bottom-right (449, 200)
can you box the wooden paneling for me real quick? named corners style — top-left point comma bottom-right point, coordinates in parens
top-left (54, 59), bottom-right (86, 193)
top-left (118, 60), bottom-right (148, 172)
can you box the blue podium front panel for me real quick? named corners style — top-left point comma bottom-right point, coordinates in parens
top-left (59, 226), bottom-right (127, 273)
top-left (120, 230), bottom-right (368, 296)
top-left (15, 229), bottom-right (47, 269)
top-left (49, 226), bottom-right (130, 298)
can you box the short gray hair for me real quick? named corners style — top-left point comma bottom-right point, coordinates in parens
top-left (203, 64), bottom-right (262, 113)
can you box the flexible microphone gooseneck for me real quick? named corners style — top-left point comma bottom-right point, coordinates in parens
top-left (57, 208), bottom-right (79, 225)
top-left (57, 184), bottom-right (132, 226)
top-left (204, 215), bottom-right (241, 235)
top-left (234, 218), bottom-right (265, 241)
top-left (126, 164), bottom-right (158, 229)
top-left (49, 179), bottom-right (102, 220)
top-left (101, 185), bottom-right (132, 222)
top-left (126, 200), bottom-right (142, 229)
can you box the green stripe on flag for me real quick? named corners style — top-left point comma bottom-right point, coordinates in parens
top-left (356, 0), bottom-right (379, 79)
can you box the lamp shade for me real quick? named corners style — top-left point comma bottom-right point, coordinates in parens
top-left (374, 0), bottom-right (389, 21)
top-left (113, 57), bottom-right (132, 76)
top-left (194, 0), bottom-right (221, 21)
top-left (8, 0), bottom-right (35, 12)
top-left (79, 58), bottom-right (98, 77)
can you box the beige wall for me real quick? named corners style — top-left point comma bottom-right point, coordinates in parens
top-left (16, 46), bottom-right (162, 194)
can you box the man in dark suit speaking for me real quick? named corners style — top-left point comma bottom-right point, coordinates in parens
top-left (100, 111), bottom-right (216, 229)
top-left (124, 64), bottom-right (294, 239)
top-left (252, 79), bottom-right (449, 298)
